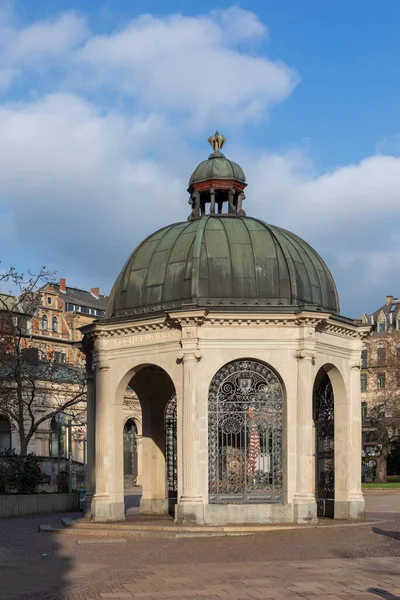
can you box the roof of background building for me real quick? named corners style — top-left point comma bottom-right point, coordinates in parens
top-left (362, 295), bottom-right (400, 326)
top-left (52, 284), bottom-right (108, 311)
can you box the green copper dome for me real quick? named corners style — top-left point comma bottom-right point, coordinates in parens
top-left (107, 216), bottom-right (339, 319)
top-left (188, 152), bottom-right (246, 188)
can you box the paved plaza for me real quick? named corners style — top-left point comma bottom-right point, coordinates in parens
top-left (0, 491), bottom-right (399, 600)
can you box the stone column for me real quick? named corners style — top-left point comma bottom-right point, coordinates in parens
top-left (82, 369), bottom-right (95, 517)
top-left (91, 360), bottom-right (124, 522)
top-left (334, 359), bottom-right (365, 519)
top-left (293, 350), bottom-right (317, 523)
top-left (209, 188), bottom-right (215, 214)
top-left (91, 362), bottom-right (111, 520)
top-left (228, 188), bottom-right (236, 214)
top-left (176, 349), bottom-right (203, 523)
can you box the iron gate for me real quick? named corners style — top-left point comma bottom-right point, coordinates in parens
top-left (314, 374), bottom-right (335, 518)
top-left (208, 360), bottom-right (283, 503)
top-left (165, 394), bottom-right (177, 501)
top-left (123, 419), bottom-right (138, 485)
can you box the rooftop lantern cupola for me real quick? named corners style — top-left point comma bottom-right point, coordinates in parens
top-left (187, 131), bottom-right (247, 220)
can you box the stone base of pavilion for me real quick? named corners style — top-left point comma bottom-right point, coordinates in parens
top-left (85, 497), bottom-right (365, 525)
top-left (40, 509), bottom-right (374, 540)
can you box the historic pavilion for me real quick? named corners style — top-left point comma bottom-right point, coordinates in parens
top-left (82, 132), bottom-right (368, 524)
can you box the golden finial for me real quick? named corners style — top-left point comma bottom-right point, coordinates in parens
top-left (208, 130), bottom-right (226, 153)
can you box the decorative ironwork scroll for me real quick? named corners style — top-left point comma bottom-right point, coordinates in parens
top-left (314, 374), bottom-right (335, 517)
top-left (208, 360), bottom-right (283, 503)
top-left (165, 394), bottom-right (177, 496)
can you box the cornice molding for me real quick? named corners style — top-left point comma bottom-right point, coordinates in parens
top-left (80, 310), bottom-right (368, 351)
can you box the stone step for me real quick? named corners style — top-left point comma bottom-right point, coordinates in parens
top-left (39, 517), bottom-right (384, 539)
top-left (40, 524), bottom-right (250, 538)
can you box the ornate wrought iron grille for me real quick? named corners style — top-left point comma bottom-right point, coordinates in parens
top-left (165, 394), bottom-right (177, 496)
top-left (208, 360), bottom-right (283, 503)
top-left (314, 374), bottom-right (335, 517)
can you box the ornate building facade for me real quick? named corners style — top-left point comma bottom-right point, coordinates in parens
top-left (82, 133), bottom-right (368, 524)
top-left (1, 279), bottom-right (142, 487)
top-left (360, 296), bottom-right (400, 478)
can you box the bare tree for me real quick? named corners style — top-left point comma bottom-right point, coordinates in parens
top-left (0, 266), bottom-right (86, 456)
top-left (362, 330), bottom-right (400, 482)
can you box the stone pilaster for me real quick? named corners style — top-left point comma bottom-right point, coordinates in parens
top-left (82, 369), bottom-right (95, 517)
top-left (173, 313), bottom-right (206, 524)
top-left (91, 360), bottom-right (125, 522)
top-left (334, 358), bottom-right (365, 520)
top-left (293, 347), bottom-right (317, 523)
top-left (179, 351), bottom-right (202, 504)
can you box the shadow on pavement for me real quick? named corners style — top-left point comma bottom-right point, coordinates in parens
top-left (0, 520), bottom-right (72, 600)
top-left (372, 527), bottom-right (400, 541)
top-left (368, 588), bottom-right (400, 599)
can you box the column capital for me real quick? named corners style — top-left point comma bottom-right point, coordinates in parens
top-left (92, 351), bottom-right (111, 371)
top-left (294, 349), bottom-right (315, 362)
top-left (177, 349), bottom-right (202, 363)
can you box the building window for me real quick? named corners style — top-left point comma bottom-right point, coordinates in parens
top-left (377, 347), bottom-right (385, 366)
top-left (361, 349), bottom-right (368, 368)
top-left (54, 351), bottom-right (66, 364)
top-left (41, 315), bottom-right (48, 331)
top-left (97, 309), bottom-right (105, 317)
top-left (52, 317), bottom-right (58, 333)
top-left (378, 322), bottom-right (385, 332)
top-left (360, 374), bottom-right (367, 392)
top-left (47, 297), bottom-right (52, 305)
top-left (377, 375), bottom-right (385, 390)
top-left (0, 416), bottom-right (11, 453)
top-left (361, 402), bottom-right (368, 422)
top-left (66, 303), bottom-right (74, 312)
top-left (81, 306), bottom-right (90, 314)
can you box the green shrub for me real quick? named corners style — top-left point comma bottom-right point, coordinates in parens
top-left (8, 453), bottom-right (42, 494)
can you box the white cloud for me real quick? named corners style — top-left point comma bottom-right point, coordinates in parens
top-left (0, 93), bottom-right (187, 289)
top-left (5, 12), bottom-right (88, 63)
top-left (211, 6), bottom-right (268, 41)
top-left (76, 10), bottom-right (297, 125)
top-left (0, 10), bottom-right (87, 92)
top-left (246, 151), bottom-right (400, 315)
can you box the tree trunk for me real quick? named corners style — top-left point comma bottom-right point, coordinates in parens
top-left (375, 452), bottom-right (388, 483)
top-left (19, 435), bottom-right (29, 457)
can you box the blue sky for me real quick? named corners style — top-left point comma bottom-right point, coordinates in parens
top-left (1, 0), bottom-right (400, 317)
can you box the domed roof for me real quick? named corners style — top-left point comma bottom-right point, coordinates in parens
top-left (107, 216), bottom-right (339, 319)
top-left (188, 153), bottom-right (246, 188)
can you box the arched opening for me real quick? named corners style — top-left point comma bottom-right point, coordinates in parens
top-left (119, 364), bottom-right (177, 516)
top-left (313, 369), bottom-right (335, 518)
top-left (41, 315), bottom-right (48, 331)
top-left (123, 418), bottom-right (138, 487)
top-left (208, 359), bottom-right (284, 503)
top-left (0, 416), bottom-right (11, 453)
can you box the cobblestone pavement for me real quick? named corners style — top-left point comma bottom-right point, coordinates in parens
top-left (0, 491), bottom-right (399, 600)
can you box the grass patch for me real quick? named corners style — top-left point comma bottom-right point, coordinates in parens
top-left (362, 481), bottom-right (400, 489)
